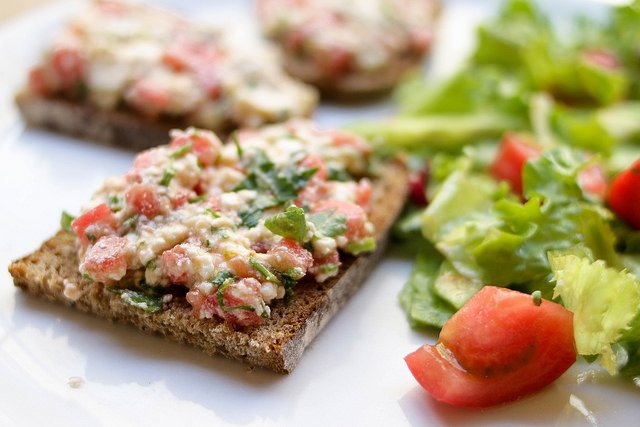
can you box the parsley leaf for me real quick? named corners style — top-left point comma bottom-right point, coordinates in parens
top-left (60, 211), bottom-right (75, 232)
top-left (234, 149), bottom-right (317, 203)
top-left (108, 287), bottom-right (164, 313)
top-left (238, 194), bottom-right (278, 228)
top-left (309, 209), bottom-right (348, 238)
top-left (264, 206), bottom-right (308, 242)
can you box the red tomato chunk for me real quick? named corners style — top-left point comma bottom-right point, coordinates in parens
top-left (80, 235), bottom-right (128, 282)
top-left (405, 286), bottom-right (576, 408)
top-left (608, 158), bottom-right (640, 229)
top-left (71, 203), bottom-right (117, 245)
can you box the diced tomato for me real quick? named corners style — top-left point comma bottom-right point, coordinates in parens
top-left (266, 239), bottom-right (313, 273)
top-left (127, 78), bottom-right (170, 116)
top-left (583, 49), bottom-right (620, 70)
top-left (409, 29), bottom-right (433, 54)
top-left (228, 256), bottom-right (260, 279)
top-left (329, 130), bottom-right (371, 154)
top-left (50, 46), bottom-right (85, 91)
top-left (28, 66), bottom-right (53, 96)
top-left (490, 133), bottom-right (543, 195)
top-left (160, 245), bottom-right (192, 285)
top-left (309, 250), bottom-right (340, 278)
top-left (133, 150), bottom-right (161, 171)
top-left (608, 158), bottom-right (640, 229)
top-left (79, 235), bottom-right (128, 282)
top-left (71, 203), bottom-right (117, 245)
top-left (125, 184), bottom-right (164, 218)
top-left (300, 154), bottom-right (328, 180)
top-left (187, 278), bottom-right (264, 327)
top-left (313, 199), bottom-right (368, 240)
top-left (170, 131), bottom-right (220, 167)
top-left (408, 169), bottom-right (428, 207)
top-left (355, 179), bottom-right (374, 210)
top-left (578, 163), bottom-right (608, 200)
top-left (405, 286), bottom-right (576, 408)
top-left (320, 46), bottom-right (353, 76)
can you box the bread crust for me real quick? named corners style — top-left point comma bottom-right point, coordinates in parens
top-left (8, 162), bottom-right (407, 373)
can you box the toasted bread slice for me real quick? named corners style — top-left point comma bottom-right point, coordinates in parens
top-left (15, 90), bottom-right (178, 149)
top-left (8, 161), bottom-right (407, 373)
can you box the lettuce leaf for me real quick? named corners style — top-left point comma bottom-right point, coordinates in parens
top-left (550, 252), bottom-right (640, 374)
top-left (421, 148), bottom-right (620, 288)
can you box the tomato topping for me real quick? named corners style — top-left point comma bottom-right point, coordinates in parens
top-left (313, 199), bottom-right (368, 240)
top-left (355, 179), bottom-right (373, 209)
top-left (127, 78), bottom-right (170, 116)
top-left (125, 184), bottom-right (164, 218)
top-left (187, 278), bottom-right (264, 327)
top-left (266, 239), bottom-right (313, 273)
top-left (300, 154), bottom-right (328, 180)
top-left (50, 46), bottom-right (85, 91)
top-left (28, 66), bottom-right (52, 96)
top-left (169, 132), bottom-right (219, 167)
top-left (160, 245), bottom-right (192, 285)
top-left (321, 47), bottom-right (353, 76)
top-left (608, 158), bottom-right (640, 229)
top-left (405, 286), bottom-right (576, 408)
top-left (80, 235), bottom-right (128, 282)
top-left (490, 133), bottom-right (543, 195)
top-left (71, 203), bottom-right (117, 245)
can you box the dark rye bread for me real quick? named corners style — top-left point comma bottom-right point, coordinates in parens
top-left (8, 162), bottom-right (408, 373)
top-left (15, 90), bottom-right (179, 150)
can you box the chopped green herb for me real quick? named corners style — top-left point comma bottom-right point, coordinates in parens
top-left (169, 142), bottom-right (192, 159)
top-left (309, 209), bottom-right (348, 238)
top-left (206, 207), bottom-right (220, 218)
top-left (238, 194), bottom-right (278, 228)
top-left (146, 259), bottom-right (157, 270)
top-left (60, 211), bottom-right (75, 232)
top-left (345, 237), bottom-right (376, 255)
top-left (189, 195), bottom-right (207, 203)
top-left (249, 257), bottom-right (281, 284)
top-left (159, 169), bottom-right (176, 186)
top-left (234, 149), bottom-right (317, 203)
top-left (122, 215), bottom-right (138, 232)
top-left (264, 206), bottom-right (308, 242)
top-left (108, 195), bottom-right (123, 212)
top-left (205, 239), bottom-right (211, 247)
top-left (82, 273), bottom-right (94, 283)
top-left (232, 132), bottom-right (243, 160)
top-left (216, 277), bottom-right (255, 312)
top-left (327, 167), bottom-right (352, 182)
top-left (210, 270), bottom-right (235, 285)
top-left (319, 264), bottom-right (340, 274)
top-left (108, 288), bottom-right (164, 313)
top-left (86, 233), bottom-right (96, 243)
top-left (283, 266), bottom-right (306, 280)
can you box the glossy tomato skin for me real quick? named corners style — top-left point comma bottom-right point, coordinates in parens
top-left (490, 133), bottom-right (542, 195)
top-left (405, 286), bottom-right (576, 408)
top-left (71, 203), bottom-right (117, 245)
top-left (608, 159), bottom-right (640, 229)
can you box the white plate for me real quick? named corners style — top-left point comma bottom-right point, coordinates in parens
top-left (0, 1), bottom-right (637, 426)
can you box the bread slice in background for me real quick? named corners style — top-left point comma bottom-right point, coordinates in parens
top-left (8, 162), bottom-right (407, 373)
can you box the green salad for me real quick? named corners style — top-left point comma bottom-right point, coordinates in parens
top-left (354, 0), bottom-right (640, 380)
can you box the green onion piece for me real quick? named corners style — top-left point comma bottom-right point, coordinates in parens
top-left (345, 237), bottom-right (376, 255)
top-left (159, 169), bottom-right (176, 186)
top-left (206, 207), bottom-right (221, 218)
top-left (169, 143), bottom-right (192, 159)
top-left (249, 257), bottom-right (281, 285)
